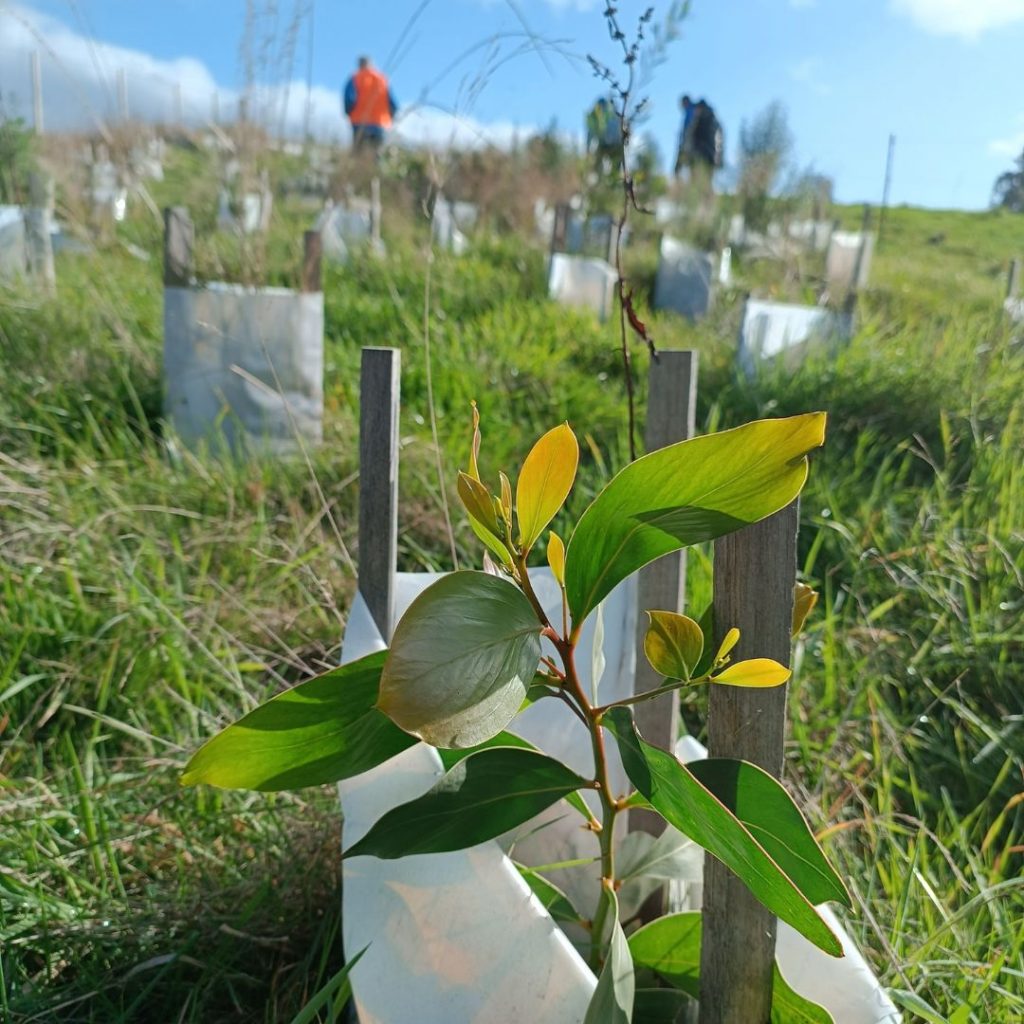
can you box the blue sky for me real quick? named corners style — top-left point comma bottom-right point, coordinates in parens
top-left (2, 0), bottom-right (1024, 209)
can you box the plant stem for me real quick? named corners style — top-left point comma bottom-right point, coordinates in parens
top-left (593, 674), bottom-right (710, 715)
top-left (559, 641), bottom-right (619, 969)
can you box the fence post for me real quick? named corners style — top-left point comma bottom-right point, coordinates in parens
top-left (370, 176), bottom-right (383, 249)
top-left (629, 351), bottom-right (698, 849)
top-left (1007, 258), bottom-right (1021, 300)
top-left (30, 51), bottom-right (44, 135)
top-left (25, 173), bottom-right (55, 294)
top-left (301, 230), bottom-right (322, 293)
top-left (551, 202), bottom-right (570, 255)
top-left (359, 348), bottom-right (401, 641)
top-left (698, 501), bottom-right (799, 1024)
top-left (163, 207), bottom-right (194, 287)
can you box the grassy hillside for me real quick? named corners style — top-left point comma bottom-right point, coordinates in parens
top-left (1, 141), bottom-right (1021, 1023)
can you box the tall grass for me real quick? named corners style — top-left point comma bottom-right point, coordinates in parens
top-left (1, 138), bottom-right (1022, 1021)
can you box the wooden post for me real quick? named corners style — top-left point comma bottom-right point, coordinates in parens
top-left (163, 207), bottom-right (194, 287)
top-left (699, 502), bottom-right (800, 1024)
top-left (370, 176), bottom-right (382, 249)
top-left (30, 51), bottom-right (43, 135)
top-left (359, 348), bottom-right (401, 640)
top-left (25, 173), bottom-right (55, 293)
top-left (629, 350), bottom-right (698, 843)
top-left (551, 202), bottom-right (570, 255)
top-left (878, 133), bottom-right (895, 248)
top-left (1007, 258), bottom-right (1021, 300)
top-left (174, 81), bottom-right (184, 125)
top-left (301, 230), bottom-right (322, 293)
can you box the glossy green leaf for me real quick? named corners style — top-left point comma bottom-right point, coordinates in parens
top-left (772, 960), bottom-right (836, 1023)
top-left (515, 864), bottom-right (583, 924)
top-left (565, 414), bottom-right (826, 625)
top-left (439, 734), bottom-right (593, 823)
top-left (644, 611), bottom-right (704, 681)
top-left (181, 651), bottom-right (414, 791)
top-left (632, 988), bottom-right (693, 1023)
top-left (629, 911), bottom-right (702, 997)
top-left (605, 708), bottom-right (843, 956)
top-left (688, 759), bottom-right (850, 907)
top-left (584, 889), bottom-right (634, 1024)
top-left (516, 423), bottom-right (579, 550)
top-left (630, 913), bottom-right (834, 1023)
top-left (344, 747), bottom-right (588, 859)
top-left (377, 571), bottom-right (542, 748)
top-left (711, 658), bottom-right (792, 688)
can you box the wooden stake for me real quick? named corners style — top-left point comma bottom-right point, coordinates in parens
top-left (163, 207), bottom-right (194, 288)
top-left (699, 501), bottom-right (799, 1024)
top-left (358, 348), bottom-right (401, 640)
top-left (301, 230), bottom-right (322, 293)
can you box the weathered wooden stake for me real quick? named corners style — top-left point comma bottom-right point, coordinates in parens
top-left (550, 202), bottom-right (570, 255)
top-left (25, 173), bottom-right (55, 293)
top-left (699, 501), bottom-right (799, 1024)
top-left (630, 351), bottom-right (698, 844)
top-left (359, 348), bottom-right (401, 640)
top-left (370, 177), bottom-right (382, 248)
top-left (163, 206), bottom-right (194, 287)
top-left (301, 230), bottom-right (322, 293)
top-left (1007, 258), bottom-right (1021, 300)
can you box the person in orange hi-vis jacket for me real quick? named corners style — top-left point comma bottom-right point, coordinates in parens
top-left (343, 56), bottom-right (398, 151)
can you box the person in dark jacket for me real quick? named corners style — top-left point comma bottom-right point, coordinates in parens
top-left (343, 56), bottom-right (398, 151)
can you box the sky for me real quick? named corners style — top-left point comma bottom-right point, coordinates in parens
top-left (1, 0), bottom-right (1024, 209)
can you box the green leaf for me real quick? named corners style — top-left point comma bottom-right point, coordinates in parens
top-left (515, 864), bottom-right (583, 924)
top-left (565, 414), bottom-right (826, 625)
top-left (605, 708), bottom-right (843, 956)
top-left (629, 911), bottom-right (702, 998)
top-left (644, 611), bottom-right (704, 681)
top-left (772, 959), bottom-right (835, 1023)
top-left (632, 988), bottom-right (693, 1024)
top-left (377, 571), bottom-right (542, 748)
top-left (458, 472), bottom-right (514, 564)
top-left (181, 651), bottom-right (414, 791)
top-left (516, 423), bottom-right (579, 550)
top-left (584, 889), bottom-right (634, 1024)
top-left (438, 735), bottom-right (594, 823)
top-left (711, 658), bottom-right (791, 689)
top-left (344, 747), bottom-right (588, 859)
top-left (630, 913), bottom-right (834, 1023)
top-left (687, 759), bottom-right (850, 907)
top-left (287, 947), bottom-right (366, 1024)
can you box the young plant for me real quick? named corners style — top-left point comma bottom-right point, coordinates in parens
top-left (181, 410), bottom-right (849, 1022)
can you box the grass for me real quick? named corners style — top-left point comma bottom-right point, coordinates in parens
top-left (1, 137), bottom-right (1022, 1022)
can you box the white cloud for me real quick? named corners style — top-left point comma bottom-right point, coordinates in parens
top-left (989, 114), bottom-right (1024, 157)
top-left (0, 3), bottom-right (529, 148)
top-left (890, 0), bottom-right (1024, 39)
top-left (788, 57), bottom-right (832, 95)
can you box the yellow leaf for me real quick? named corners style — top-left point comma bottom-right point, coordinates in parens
top-left (499, 471), bottom-right (513, 523)
top-left (515, 423), bottom-right (579, 551)
top-left (547, 532), bottom-right (566, 586)
top-left (714, 627), bottom-right (741, 666)
top-left (458, 472), bottom-right (513, 565)
top-left (644, 610), bottom-right (704, 681)
top-left (468, 401), bottom-right (482, 482)
top-left (792, 583), bottom-right (819, 637)
top-left (712, 658), bottom-right (791, 688)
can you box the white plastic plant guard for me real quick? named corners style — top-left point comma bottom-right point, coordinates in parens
top-left (788, 219), bottom-right (834, 252)
top-left (718, 246), bottom-right (732, 286)
top-left (0, 206), bottom-right (27, 281)
top-left (737, 298), bottom-right (853, 378)
top-left (547, 253), bottom-right (617, 322)
top-left (163, 283), bottom-right (323, 455)
top-left (826, 231), bottom-right (874, 292)
top-left (338, 569), bottom-right (899, 1024)
top-left (432, 196), bottom-right (468, 255)
top-left (316, 201), bottom-right (374, 264)
top-left (653, 236), bottom-right (714, 320)
top-left (654, 197), bottom-right (680, 226)
top-left (1005, 296), bottom-right (1024, 323)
